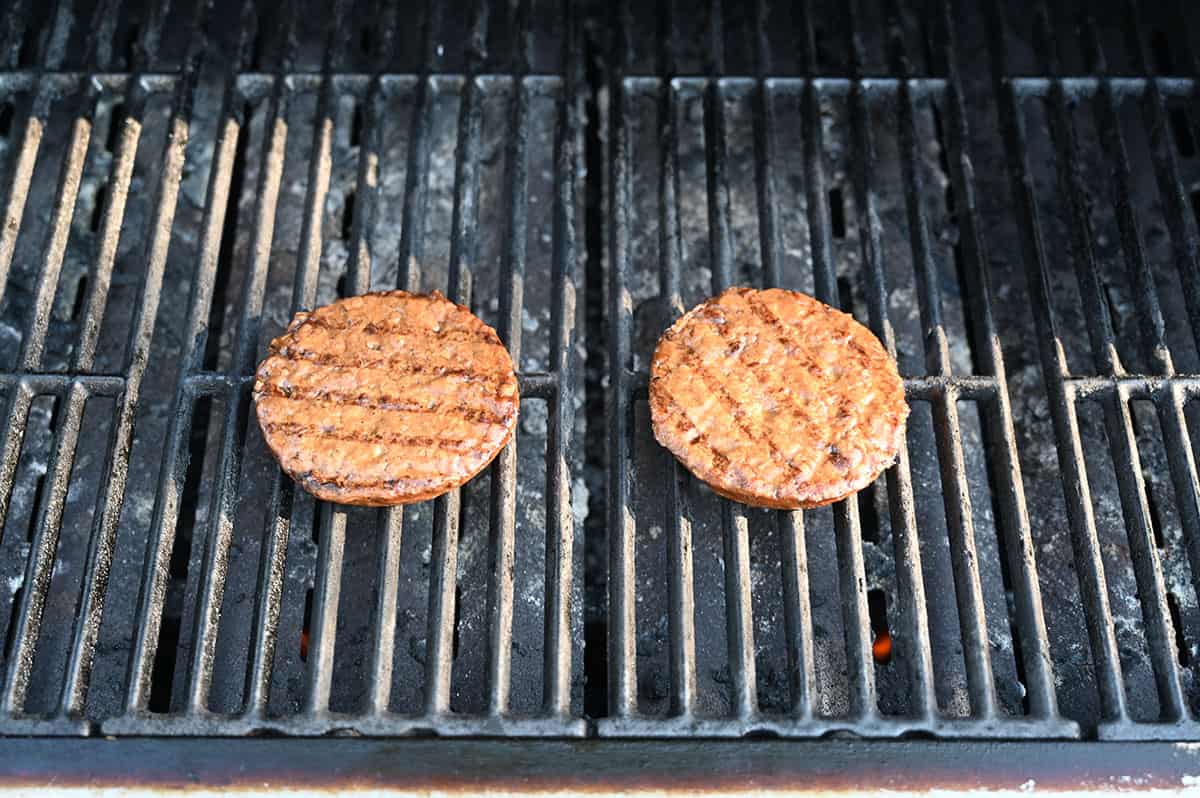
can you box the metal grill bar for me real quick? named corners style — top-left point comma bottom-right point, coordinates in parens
top-left (1103, 386), bottom-right (1189, 718)
top-left (423, 0), bottom-right (489, 718)
top-left (0, 374), bottom-right (126, 393)
top-left (116, 0), bottom-right (288, 718)
top-left (0, 381), bottom-right (86, 713)
top-left (747, 0), bottom-right (820, 714)
top-left (395, 1), bottom-right (442, 281)
top-left (751, 0), bottom-right (815, 717)
top-left (16, 95), bottom-right (95, 371)
top-left (0, 74), bottom-right (181, 92)
top-left (1077, 15), bottom-right (1200, 631)
top-left (797, 0), bottom-right (876, 721)
top-left (1034, 23), bottom-right (1126, 366)
top-left (56, 6), bottom-right (200, 719)
top-left (1033, 0), bottom-right (1188, 725)
top-left (0, 375), bottom-right (126, 396)
top-left (294, 0), bottom-right (353, 721)
top-left (179, 3), bottom-right (295, 714)
top-left (1155, 376), bottom-right (1200, 614)
top-left (1068, 376), bottom-right (1200, 398)
top-left (1157, 383), bottom-right (1200, 599)
top-left (1080, 20), bottom-right (1172, 376)
top-left (375, 0), bottom-right (440, 722)
top-left (656, 0), bottom-right (699, 720)
top-left (1036, 68), bottom-right (1122, 379)
top-left (0, 106), bottom-right (44, 304)
top-left (85, 0), bottom-right (120, 71)
top-left (890, 22), bottom-right (999, 719)
top-left (703, 0), bottom-right (757, 722)
top-left (0, 0), bottom-right (72, 305)
top-left (303, 506), bottom-right (346, 715)
top-left (606, 0), bottom-right (637, 721)
top-left (985, 0), bottom-right (1139, 732)
top-left (933, 0), bottom-right (1061, 722)
top-left (358, 0), bottom-right (404, 719)
top-left (846, 1), bottom-right (938, 722)
top-left (367, 503), bottom-right (403, 714)
top-left (423, 488), bottom-right (460, 716)
top-left (242, 476), bottom-right (294, 718)
top-left (293, 10), bottom-right (341, 320)
top-left (0, 385), bottom-right (35, 546)
top-left (928, 391), bottom-right (998, 716)
top-left (71, 98), bottom-right (141, 371)
top-left (212, 7), bottom-right (283, 718)
top-left (0, 0), bottom-right (31, 68)
top-left (0, 0), bottom-right (200, 730)
top-left (541, 0), bottom-right (581, 718)
top-left (1121, 1), bottom-right (1200, 355)
top-left (484, 0), bottom-right (531, 717)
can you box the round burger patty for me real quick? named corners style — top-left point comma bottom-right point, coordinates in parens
top-left (649, 287), bottom-right (908, 510)
top-left (253, 290), bottom-right (518, 506)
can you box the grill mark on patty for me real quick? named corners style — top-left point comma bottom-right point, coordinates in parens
top-left (650, 288), bottom-right (908, 509)
top-left (255, 382), bottom-right (512, 426)
top-left (263, 421), bottom-right (487, 452)
top-left (695, 300), bottom-right (827, 467)
top-left (744, 293), bottom-right (795, 350)
top-left (827, 444), bottom-right (851, 471)
top-left (752, 294), bottom-right (862, 364)
top-left (262, 359), bottom-right (515, 398)
top-left (669, 339), bottom-right (803, 481)
top-left (301, 314), bottom-right (500, 343)
top-left (661, 394), bottom-right (735, 483)
top-left (272, 346), bottom-right (512, 389)
top-left (743, 293), bottom-right (828, 374)
top-left (299, 471), bottom-right (449, 492)
top-left (255, 291), bottom-right (519, 506)
top-left (743, 293), bottom-right (863, 465)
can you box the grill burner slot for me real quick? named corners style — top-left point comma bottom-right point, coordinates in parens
top-left (867, 588), bottom-right (891, 664)
top-left (148, 615), bottom-right (179, 714)
top-left (3, 586), bottom-right (21, 662)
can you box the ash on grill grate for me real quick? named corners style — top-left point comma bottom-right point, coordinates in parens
top-left (0, 0), bottom-right (1199, 743)
top-left (0, 0), bottom-right (587, 736)
top-left (598, 0), bottom-right (1200, 740)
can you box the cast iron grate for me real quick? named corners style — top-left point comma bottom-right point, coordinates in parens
top-left (0, 0), bottom-right (1197, 742)
top-left (0, 0), bottom-right (586, 737)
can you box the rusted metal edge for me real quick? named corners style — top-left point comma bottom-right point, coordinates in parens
top-left (1, 740), bottom-right (1200, 794)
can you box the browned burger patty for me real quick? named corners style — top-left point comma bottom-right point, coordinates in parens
top-left (649, 287), bottom-right (908, 510)
top-left (253, 290), bottom-right (518, 506)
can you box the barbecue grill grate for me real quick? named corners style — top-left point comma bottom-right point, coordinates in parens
top-left (0, 0), bottom-right (1198, 743)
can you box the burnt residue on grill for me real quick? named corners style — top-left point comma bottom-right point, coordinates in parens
top-left (0, 0), bottom-right (1199, 751)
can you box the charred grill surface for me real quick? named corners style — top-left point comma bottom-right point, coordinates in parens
top-left (0, 0), bottom-right (1197, 744)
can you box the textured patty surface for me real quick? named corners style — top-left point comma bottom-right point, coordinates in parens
top-left (253, 291), bottom-right (518, 506)
top-left (649, 287), bottom-right (908, 509)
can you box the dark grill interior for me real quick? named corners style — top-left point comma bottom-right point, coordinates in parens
top-left (0, 0), bottom-right (1198, 744)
